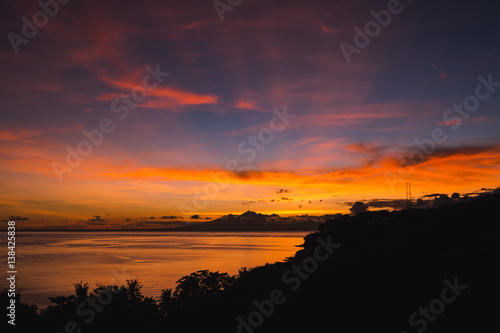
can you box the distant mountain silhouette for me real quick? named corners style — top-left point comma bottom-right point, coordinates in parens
top-left (214, 210), bottom-right (270, 224)
top-left (173, 211), bottom-right (342, 231)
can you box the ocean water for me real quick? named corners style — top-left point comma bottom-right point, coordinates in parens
top-left (0, 231), bottom-right (309, 307)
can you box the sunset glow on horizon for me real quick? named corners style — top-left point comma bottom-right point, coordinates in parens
top-left (1, 0), bottom-right (499, 229)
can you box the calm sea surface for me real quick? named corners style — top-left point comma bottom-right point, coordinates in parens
top-left (0, 231), bottom-right (309, 307)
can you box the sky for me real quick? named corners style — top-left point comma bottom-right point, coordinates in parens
top-left (1, 0), bottom-right (499, 229)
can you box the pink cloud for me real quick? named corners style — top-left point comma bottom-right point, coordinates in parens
top-left (236, 98), bottom-right (259, 110)
top-left (0, 129), bottom-right (44, 142)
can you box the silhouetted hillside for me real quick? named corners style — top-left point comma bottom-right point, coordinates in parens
top-left (4, 194), bottom-right (499, 332)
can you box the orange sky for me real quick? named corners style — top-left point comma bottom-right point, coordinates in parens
top-left (1, 0), bottom-right (499, 229)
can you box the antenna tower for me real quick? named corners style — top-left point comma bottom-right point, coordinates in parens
top-left (406, 182), bottom-right (413, 209)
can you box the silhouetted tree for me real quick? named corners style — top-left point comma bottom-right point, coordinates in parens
top-left (173, 270), bottom-right (236, 303)
top-left (74, 281), bottom-right (89, 302)
top-left (125, 278), bottom-right (144, 304)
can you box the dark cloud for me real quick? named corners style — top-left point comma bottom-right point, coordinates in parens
top-left (348, 202), bottom-right (369, 216)
top-left (161, 216), bottom-right (178, 219)
top-left (399, 143), bottom-right (500, 168)
top-left (190, 215), bottom-right (201, 219)
top-left (244, 197), bottom-right (295, 205)
top-left (367, 199), bottom-right (407, 210)
top-left (242, 199), bottom-right (267, 206)
top-left (276, 189), bottom-right (292, 194)
top-left (345, 142), bottom-right (387, 155)
top-left (88, 215), bottom-right (105, 222)
top-left (464, 186), bottom-right (500, 196)
top-left (422, 193), bottom-right (443, 198)
top-left (232, 170), bottom-right (263, 180)
top-left (6, 216), bottom-right (29, 221)
top-left (433, 145), bottom-right (500, 159)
